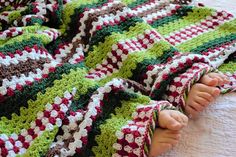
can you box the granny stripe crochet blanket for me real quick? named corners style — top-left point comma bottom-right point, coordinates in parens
top-left (0, 0), bottom-right (236, 156)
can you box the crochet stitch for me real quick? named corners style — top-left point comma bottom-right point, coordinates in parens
top-left (0, 0), bottom-right (236, 156)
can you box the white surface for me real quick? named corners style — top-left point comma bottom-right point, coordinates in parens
top-left (161, 1), bottom-right (236, 157)
top-left (192, 0), bottom-right (236, 16)
top-left (161, 93), bottom-right (236, 157)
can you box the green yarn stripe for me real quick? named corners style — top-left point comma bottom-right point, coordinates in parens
top-left (84, 90), bottom-right (138, 156)
top-left (150, 67), bottom-right (187, 100)
top-left (98, 41), bottom-right (172, 85)
top-left (85, 22), bottom-right (154, 69)
top-left (150, 6), bottom-right (193, 29)
top-left (8, 9), bottom-right (23, 24)
top-left (0, 63), bottom-right (85, 119)
top-left (0, 37), bottom-right (44, 54)
top-left (47, 0), bottom-right (63, 27)
top-left (0, 32), bottom-right (53, 49)
top-left (156, 7), bottom-right (214, 36)
top-left (61, 0), bottom-right (99, 31)
top-left (88, 17), bottom-right (143, 53)
top-left (177, 19), bottom-right (236, 52)
top-left (122, 0), bottom-right (136, 5)
top-left (21, 127), bottom-right (59, 157)
top-left (61, 0), bottom-right (108, 34)
top-left (188, 33), bottom-right (236, 54)
top-left (21, 25), bottom-right (55, 33)
top-left (0, 25), bottom-right (59, 46)
top-left (46, 37), bottom-right (64, 55)
top-left (69, 85), bottom-right (99, 112)
top-left (127, 0), bottom-right (150, 8)
top-left (130, 47), bottom-right (177, 82)
top-left (219, 61), bottom-right (236, 74)
top-left (0, 7), bottom-right (23, 31)
top-left (92, 94), bottom-right (150, 157)
top-left (0, 67), bottom-right (97, 135)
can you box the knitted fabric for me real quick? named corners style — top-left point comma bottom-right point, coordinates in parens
top-left (0, 0), bottom-right (236, 156)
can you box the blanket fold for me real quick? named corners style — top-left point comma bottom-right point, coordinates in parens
top-left (0, 0), bottom-right (236, 156)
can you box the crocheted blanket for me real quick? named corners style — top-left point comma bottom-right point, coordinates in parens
top-left (0, 0), bottom-right (236, 156)
top-left (160, 1), bottom-right (236, 157)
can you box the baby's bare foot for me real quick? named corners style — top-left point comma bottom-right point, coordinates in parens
top-left (149, 129), bottom-right (181, 157)
top-left (158, 110), bottom-right (188, 130)
top-left (185, 72), bottom-right (229, 119)
top-left (185, 83), bottom-right (220, 119)
top-left (149, 110), bottom-right (188, 157)
top-left (200, 72), bottom-right (230, 86)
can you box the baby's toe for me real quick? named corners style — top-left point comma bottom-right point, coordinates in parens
top-left (201, 72), bottom-right (230, 86)
top-left (159, 110), bottom-right (188, 130)
top-left (199, 74), bottom-right (218, 86)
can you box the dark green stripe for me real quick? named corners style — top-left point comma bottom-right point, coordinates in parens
top-left (150, 6), bottom-right (193, 28)
top-left (70, 85), bottom-right (99, 111)
top-left (130, 47), bottom-right (177, 83)
top-left (46, 37), bottom-right (66, 55)
top-left (77, 90), bottom-right (138, 157)
top-left (150, 67), bottom-right (188, 101)
top-left (47, 0), bottom-right (63, 27)
top-left (225, 53), bottom-right (236, 63)
top-left (65, 0), bottom-right (108, 38)
top-left (26, 17), bottom-right (44, 26)
top-left (88, 17), bottom-right (143, 53)
top-left (190, 33), bottom-right (236, 54)
top-left (0, 63), bottom-right (85, 118)
top-left (0, 37), bottom-right (44, 54)
top-left (127, 0), bottom-right (150, 9)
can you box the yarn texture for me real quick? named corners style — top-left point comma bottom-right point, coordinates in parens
top-left (0, 0), bottom-right (236, 156)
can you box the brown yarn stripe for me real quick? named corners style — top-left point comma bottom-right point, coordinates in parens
top-left (61, 40), bottom-right (83, 64)
top-left (135, 1), bottom-right (169, 18)
top-left (81, 2), bottom-right (126, 45)
top-left (0, 58), bottom-right (51, 85)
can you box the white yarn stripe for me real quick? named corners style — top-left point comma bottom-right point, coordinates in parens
top-left (164, 10), bottom-right (234, 46)
top-left (50, 79), bottom-right (126, 156)
top-left (55, 43), bottom-right (84, 64)
top-left (0, 48), bottom-right (50, 66)
top-left (0, 90), bottom-right (74, 155)
top-left (55, 44), bottom-right (73, 63)
top-left (18, 15), bottom-right (45, 26)
top-left (77, 1), bottom-right (121, 38)
top-left (68, 44), bottom-right (84, 64)
top-left (0, 60), bottom-right (59, 96)
top-left (132, 0), bottom-right (166, 15)
top-left (142, 4), bottom-right (180, 23)
top-left (0, 27), bottom-right (23, 40)
top-left (143, 64), bottom-right (166, 90)
top-left (37, 28), bottom-right (61, 41)
top-left (87, 29), bottom-right (162, 80)
top-left (150, 54), bottom-right (210, 94)
top-left (209, 42), bottom-right (236, 68)
top-left (0, 11), bottom-right (11, 23)
top-left (90, 6), bottom-right (134, 36)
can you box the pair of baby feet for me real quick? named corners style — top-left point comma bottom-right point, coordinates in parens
top-left (149, 72), bottom-right (230, 157)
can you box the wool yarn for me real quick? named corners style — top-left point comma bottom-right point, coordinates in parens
top-left (0, 0), bottom-right (236, 156)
